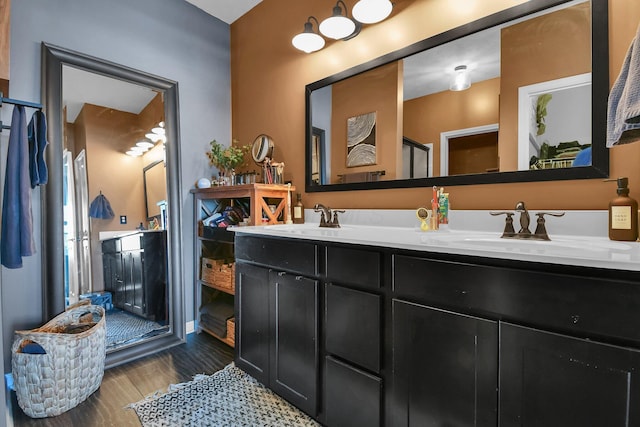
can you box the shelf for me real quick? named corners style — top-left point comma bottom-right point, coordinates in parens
top-left (192, 183), bottom-right (293, 349)
top-left (199, 279), bottom-right (235, 295)
top-left (191, 183), bottom-right (295, 225)
top-left (198, 225), bottom-right (235, 243)
top-left (199, 324), bottom-right (235, 348)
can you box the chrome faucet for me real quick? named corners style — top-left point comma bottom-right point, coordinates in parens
top-left (313, 204), bottom-right (344, 228)
top-left (491, 201), bottom-right (564, 240)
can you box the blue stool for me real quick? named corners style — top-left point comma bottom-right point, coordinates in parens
top-left (80, 291), bottom-right (113, 310)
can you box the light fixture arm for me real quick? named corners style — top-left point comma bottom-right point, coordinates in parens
top-left (306, 15), bottom-right (321, 32)
top-left (334, 0), bottom-right (362, 40)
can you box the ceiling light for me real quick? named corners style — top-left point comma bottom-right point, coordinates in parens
top-left (450, 65), bottom-right (471, 91)
top-left (126, 150), bottom-right (142, 157)
top-left (130, 145), bottom-right (147, 153)
top-left (152, 126), bottom-right (165, 135)
top-left (352, 0), bottom-right (393, 24)
top-left (136, 140), bottom-right (154, 149)
top-left (320, 1), bottom-right (357, 40)
top-left (146, 133), bottom-right (164, 142)
top-left (292, 16), bottom-right (325, 53)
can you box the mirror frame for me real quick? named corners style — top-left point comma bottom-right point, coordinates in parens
top-left (143, 160), bottom-right (166, 220)
top-left (305, 0), bottom-right (609, 193)
top-left (41, 42), bottom-right (185, 368)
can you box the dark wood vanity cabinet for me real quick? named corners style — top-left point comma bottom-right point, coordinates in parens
top-left (235, 233), bottom-right (640, 426)
top-left (101, 230), bottom-right (167, 321)
top-left (235, 236), bottom-right (319, 416)
top-left (392, 301), bottom-right (498, 426)
top-left (500, 323), bottom-right (640, 426)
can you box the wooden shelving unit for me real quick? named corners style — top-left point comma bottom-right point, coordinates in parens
top-left (191, 183), bottom-right (295, 347)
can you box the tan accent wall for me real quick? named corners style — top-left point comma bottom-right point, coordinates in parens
top-left (499, 3), bottom-right (591, 171)
top-left (232, 0), bottom-right (640, 211)
top-left (0, 0), bottom-right (9, 95)
top-left (331, 61), bottom-right (401, 182)
top-left (404, 77), bottom-right (500, 177)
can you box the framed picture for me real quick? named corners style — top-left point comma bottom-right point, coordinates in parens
top-left (347, 111), bottom-right (377, 167)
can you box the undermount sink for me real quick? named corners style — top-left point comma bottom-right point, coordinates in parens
top-left (421, 231), bottom-right (634, 254)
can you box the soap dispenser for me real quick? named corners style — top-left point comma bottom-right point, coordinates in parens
top-left (608, 177), bottom-right (638, 241)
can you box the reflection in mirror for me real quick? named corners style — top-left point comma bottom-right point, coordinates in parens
top-left (306, 0), bottom-right (609, 191)
top-left (144, 160), bottom-right (167, 221)
top-left (43, 43), bottom-right (185, 367)
top-left (251, 134), bottom-right (275, 165)
top-left (62, 65), bottom-right (170, 352)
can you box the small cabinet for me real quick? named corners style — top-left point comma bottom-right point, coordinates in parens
top-left (192, 184), bottom-right (295, 348)
top-left (235, 235), bottom-right (319, 416)
top-left (391, 300), bottom-right (498, 427)
top-left (100, 230), bottom-right (166, 321)
top-left (500, 322), bottom-right (640, 426)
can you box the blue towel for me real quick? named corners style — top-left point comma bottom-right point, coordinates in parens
top-left (27, 110), bottom-right (49, 188)
top-left (572, 146), bottom-right (592, 167)
top-left (607, 23), bottom-right (640, 147)
top-left (1, 105), bottom-right (36, 268)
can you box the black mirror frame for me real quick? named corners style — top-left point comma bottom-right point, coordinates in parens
top-left (305, 0), bottom-right (609, 193)
top-left (41, 42), bottom-right (185, 368)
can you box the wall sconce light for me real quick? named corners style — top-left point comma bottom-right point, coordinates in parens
top-left (450, 65), bottom-right (471, 91)
top-left (127, 122), bottom-right (165, 156)
top-left (352, 0), bottom-right (392, 24)
top-left (319, 0), bottom-right (361, 40)
top-left (293, 0), bottom-right (393, 53)
top-left (292, 16), bottom-right (326, 53)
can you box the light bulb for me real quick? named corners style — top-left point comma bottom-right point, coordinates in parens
top-left (352, 0), bottom-right (392, 24)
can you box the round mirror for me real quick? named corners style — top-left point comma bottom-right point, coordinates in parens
top-left (252, 134), bottom-right (275, 165)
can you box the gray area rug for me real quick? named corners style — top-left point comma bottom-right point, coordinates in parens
top-left (105, 309), bottom-right (166, 349)
top-left (128, 363), bottom-right (320, 427)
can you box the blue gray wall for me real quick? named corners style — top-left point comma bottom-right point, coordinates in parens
top-left (1, 0), bottom-right (231, 372)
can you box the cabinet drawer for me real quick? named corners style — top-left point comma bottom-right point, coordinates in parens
top-left (326, 284), bottom-right (380, 373)
top-left (235, 235), bottom-right (318, 276)
top-left (102, 238), bottom-right (120, 253)
top-left (393, 254), bottom-right (640, 344)
top-left (120, 233), bottom-right (142, 251)
top-left (325, 246), bottom-right (381, 289)
top-left (325, 356), bottom-right (381, 427)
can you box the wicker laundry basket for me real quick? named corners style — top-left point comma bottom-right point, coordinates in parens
top-left (11, 304), bottom-right (106, 418)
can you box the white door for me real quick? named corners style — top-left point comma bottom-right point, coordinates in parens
top-left (63, 149), bottom-right (79, 304)
top-left (74, 150), bottom-right (92, 295)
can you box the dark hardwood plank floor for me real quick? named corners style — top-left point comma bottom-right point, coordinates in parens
top-left (8, 332), bottom-right (234, 427)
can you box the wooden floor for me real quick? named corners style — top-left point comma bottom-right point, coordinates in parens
top-left (8, 332), bottom-right (234, 427)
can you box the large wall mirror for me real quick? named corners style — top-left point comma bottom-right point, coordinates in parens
top-left (42, 43), bottom-right (185, 367)
top-left (306, 0), bottom-right (609, 192)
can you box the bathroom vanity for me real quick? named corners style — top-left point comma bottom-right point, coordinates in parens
top-left (234, 221), bottom-right (640, 426)
top-left (101, 230), bottom-right (167, 322)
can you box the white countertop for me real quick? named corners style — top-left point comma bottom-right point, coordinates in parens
top-left (231, 210), bottom-right (640, 272)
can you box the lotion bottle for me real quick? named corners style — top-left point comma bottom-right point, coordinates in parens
top-left (293, 193), bottom-right (305, 224)
top-left (609, 177), bottom-right (638, 241)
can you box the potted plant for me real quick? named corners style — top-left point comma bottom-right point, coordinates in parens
top-left (207, 139), bottom-right (250, 184)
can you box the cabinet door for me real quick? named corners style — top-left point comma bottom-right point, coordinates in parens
top-left (122, 250), bottom-right (144, 317)
top-left (500, 323), bottom-right (640, 427)
top-left (269, 270), bottom-right (319, 416)
top-left (392, 300), bottom-right (498, 427)
top-left (235, 262), bottom-right (270, 385)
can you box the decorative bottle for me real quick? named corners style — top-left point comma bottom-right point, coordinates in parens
top-left (293, 193), bottom-right (305, 224)
top-left (609, 177), bottom-right (638, 241)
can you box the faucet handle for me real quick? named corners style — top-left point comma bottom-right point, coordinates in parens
top-left (331, 210), bottom-right (345, 228)
top-left (490, 211), bottom-right (516, 238)
top-left (533, 211), bottom-right (565, 240)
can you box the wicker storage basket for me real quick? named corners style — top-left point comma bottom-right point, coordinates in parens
top-left (201, 258), bottom-right (236, 292)
top-left (227, 317), bottom-right (235, 344)
top-left (11, 305), bottom-right (106, 418)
